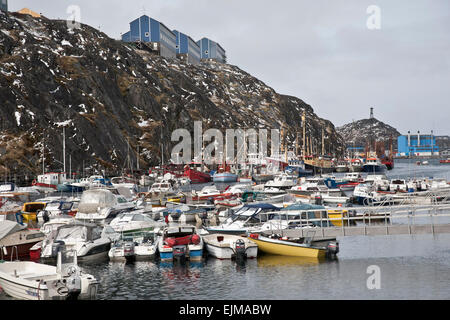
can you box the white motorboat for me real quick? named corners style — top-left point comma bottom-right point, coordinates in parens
top-left (109, 231), bottom-right (156, 262)
top-left (389, 179), bottom-right (408, 192)
top-left (109, 211), bottom-right (165, 234)
top-left (75, 189), bottom-right (135, 224)
top-left (0, 250), bottom-right (98, 300)
top-left (206, 203), bottom-right (281, 235)
top-left (149, 181), bottom-right (175, 194)
top-left (156, 225), bottom-right (203, 262)
top-left (265, 173), bottom-right (297, 189)
top-left (203, 234), bottom-right (258, 260)
top-left (36, 200), bottom-right (78, 221)
top-left (40, 222), bottom-right (120, 263)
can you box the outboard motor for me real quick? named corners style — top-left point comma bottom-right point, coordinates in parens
top-left (51, 241), bottom-right (66, 259)
top-left (172, 245), bottom-right (187, 264)
top-left (123, 242), bottom-right (136, 263)
top-left (42, 210), bottom-right (50, 223)
top-left (234, 239), bottom-right (247, 263)
top-left (314, 195), bottom-right (323, 205)
top-left (65, 272), bottom-right (82, 300)
top-left (326, 241), bottom-right (339, 259)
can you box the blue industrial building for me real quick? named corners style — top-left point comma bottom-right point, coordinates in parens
top-left (397, 131), bottom-right (439, 156)
top-left (197, 37), bottom-right (227, 63)
top-left (122, 15), bottom-right (177, 59)
top-left (0, 0), bottom-right (7, 12)
top-left (172, 30), bottom-right (201, 65)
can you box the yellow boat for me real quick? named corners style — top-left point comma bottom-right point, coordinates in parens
top-left (327, 209), bottom-right (350, 227)
top-left (21, 202), bottom-right (46, 223)
top-left (248, 234), bottom-right (338, 259)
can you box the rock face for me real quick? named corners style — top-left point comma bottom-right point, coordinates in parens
top-left (337, 118), bottom-right (401, 151)
top-left (0, 11), bottom-right (345, 182)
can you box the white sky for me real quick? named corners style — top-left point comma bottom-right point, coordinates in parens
top-left (8, 0), bottom-right (450, 135)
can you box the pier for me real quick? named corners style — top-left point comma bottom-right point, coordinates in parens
top-left (265, 189), bottom-right (450, 238)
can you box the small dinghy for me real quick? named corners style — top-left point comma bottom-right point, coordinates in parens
top-left (203, 234), bottom-right (258, 260)
top-left (0, 251), bottom-right (98, 300)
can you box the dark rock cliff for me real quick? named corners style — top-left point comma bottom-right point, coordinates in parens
top-left (0, 11), bottom-right (345, 181)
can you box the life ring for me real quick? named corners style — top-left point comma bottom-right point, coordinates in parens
top-left (32, 179), bottom-right (37, 185)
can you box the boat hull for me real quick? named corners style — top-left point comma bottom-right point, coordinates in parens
top-left (248, 237), bottom-right (326, 258)
top-left (362, 164), bottom-right (387, 173)
top-left (213, 173), bottom-right (238, 183)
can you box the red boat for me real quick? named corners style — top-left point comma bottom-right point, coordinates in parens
top-left (382, 160), bottom-right (394, 170)
top-left (183, 163), bottom-right (211, 184)
top-left (440, 159), bottom-right (450, 164)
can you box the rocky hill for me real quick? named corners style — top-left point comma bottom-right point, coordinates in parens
top-left (0, 11), bottom-right (345, 182)
top-left (337, 118), bottom-right (400, 150)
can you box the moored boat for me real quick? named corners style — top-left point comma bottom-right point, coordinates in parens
top-left (248, 233), bottom-right (339, 259)
top-left (203, 234), bottom-right (258, 260)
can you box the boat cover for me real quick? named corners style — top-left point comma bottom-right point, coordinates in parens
top-left (0, 221), bottom-right (26, 241)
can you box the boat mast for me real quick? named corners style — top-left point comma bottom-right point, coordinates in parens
top-left (302, 111), bottom-right (306, 161)
top-left (42, 133), bottom-right (45, 175)
top-left (63, 126), bottom-right (66, 178)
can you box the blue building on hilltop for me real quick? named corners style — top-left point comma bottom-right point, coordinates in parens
top-left (172, 30), bottom-right (201, 65)
top-left (197, 37), bottom-right (227, 63)
top-left (122, 15), bottom-right (177, 59)
top-left (397, 131), bottom-right (439, 156)
top-left (0, 0), bottom-right (8, 12)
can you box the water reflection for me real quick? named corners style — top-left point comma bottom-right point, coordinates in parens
top-left (256, 254), bottom-right (329, 267)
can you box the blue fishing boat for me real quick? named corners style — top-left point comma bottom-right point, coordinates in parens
top-left (213, 172), bottom-right (238, 183)
top-left (362, 158), bottom-right (387, 173)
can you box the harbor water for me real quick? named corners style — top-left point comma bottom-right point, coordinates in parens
top-left (1, 159), bottom-right (450, 300)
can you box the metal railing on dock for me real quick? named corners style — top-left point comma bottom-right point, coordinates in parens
top-left (264, 189), bottom-right (450, 238)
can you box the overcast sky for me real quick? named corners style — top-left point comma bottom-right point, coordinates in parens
top-left (9, 0), bottom-right (450, 135)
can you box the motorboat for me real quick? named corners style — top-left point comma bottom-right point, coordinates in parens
top-left (389, 179), bottom-right (408, 192)
top-left (0, 250), bottom-right (98, 300)
top-left (203, 234), bottom-right (258, 260)
top-left (365, 174), bottom-right (390, 191)
top-left (205, 203), bottom-right (281, 235)
top-left (156, 225), bottom-right (204, 263)
top-left (149, 181), bottom-right (175, 195)
top-left (110, 176), bottom-right (139, 195)
top-left (75, 189), bottom-right (135, 224)
top-left (168, 207), bottom-right (207, 224)
top-left (349, 159), bottom-right (363, 172)
top-left (32, 172), bottom-right (68, 193)
top-left (265, 173), bottom-right (297, 189)
top-left (191, 185), bottom-right (227, 201)
top-left (29, 216), bottom-right (76, 261)
top-left (40, 222), bottom-right (120, 263)
top-left (0, 221), bottom-right (46, 261)
top-left (248, 233), bottom-right (339, 259)
top-left (20, 202), bottom-right (47, 225)
top-left (288, 178), bottom-right (342, 197)
top-left (109, 211), bottom-right (165, 234)
top-left (37, 200), bottom-right (78, 222)
top-left (108, 231), bottom-right (156, 262)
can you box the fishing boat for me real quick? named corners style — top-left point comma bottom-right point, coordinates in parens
top-left (32, 172), bottom-right (68, 193)
top-left (213, 168), bottom-right (238, 183)
top-left (203, 234), bottom-right (258, 260)
top-left (0, 250), bottom-right (98, 300)
top-left (183, 163), bottom-right (211, 184)
top-left (156, 225), bottom-right (204, 263)
top-left (349, 159), bottom-right (363, 172)
top-left (362, 158), bottom-right (387, 173)
top-left (248, 233), bottom-right (339, 259)
top-left (335, 161), bottom-right (349, 173)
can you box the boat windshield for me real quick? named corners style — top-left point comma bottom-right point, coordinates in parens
top-left (56, 226), bottom-right (89, 241)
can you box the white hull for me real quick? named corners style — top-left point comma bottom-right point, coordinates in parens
top-left (203, 234), bottom-right (258, 259)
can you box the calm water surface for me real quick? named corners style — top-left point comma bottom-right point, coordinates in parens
top-left (1, 159), bottom-right (450, 300)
